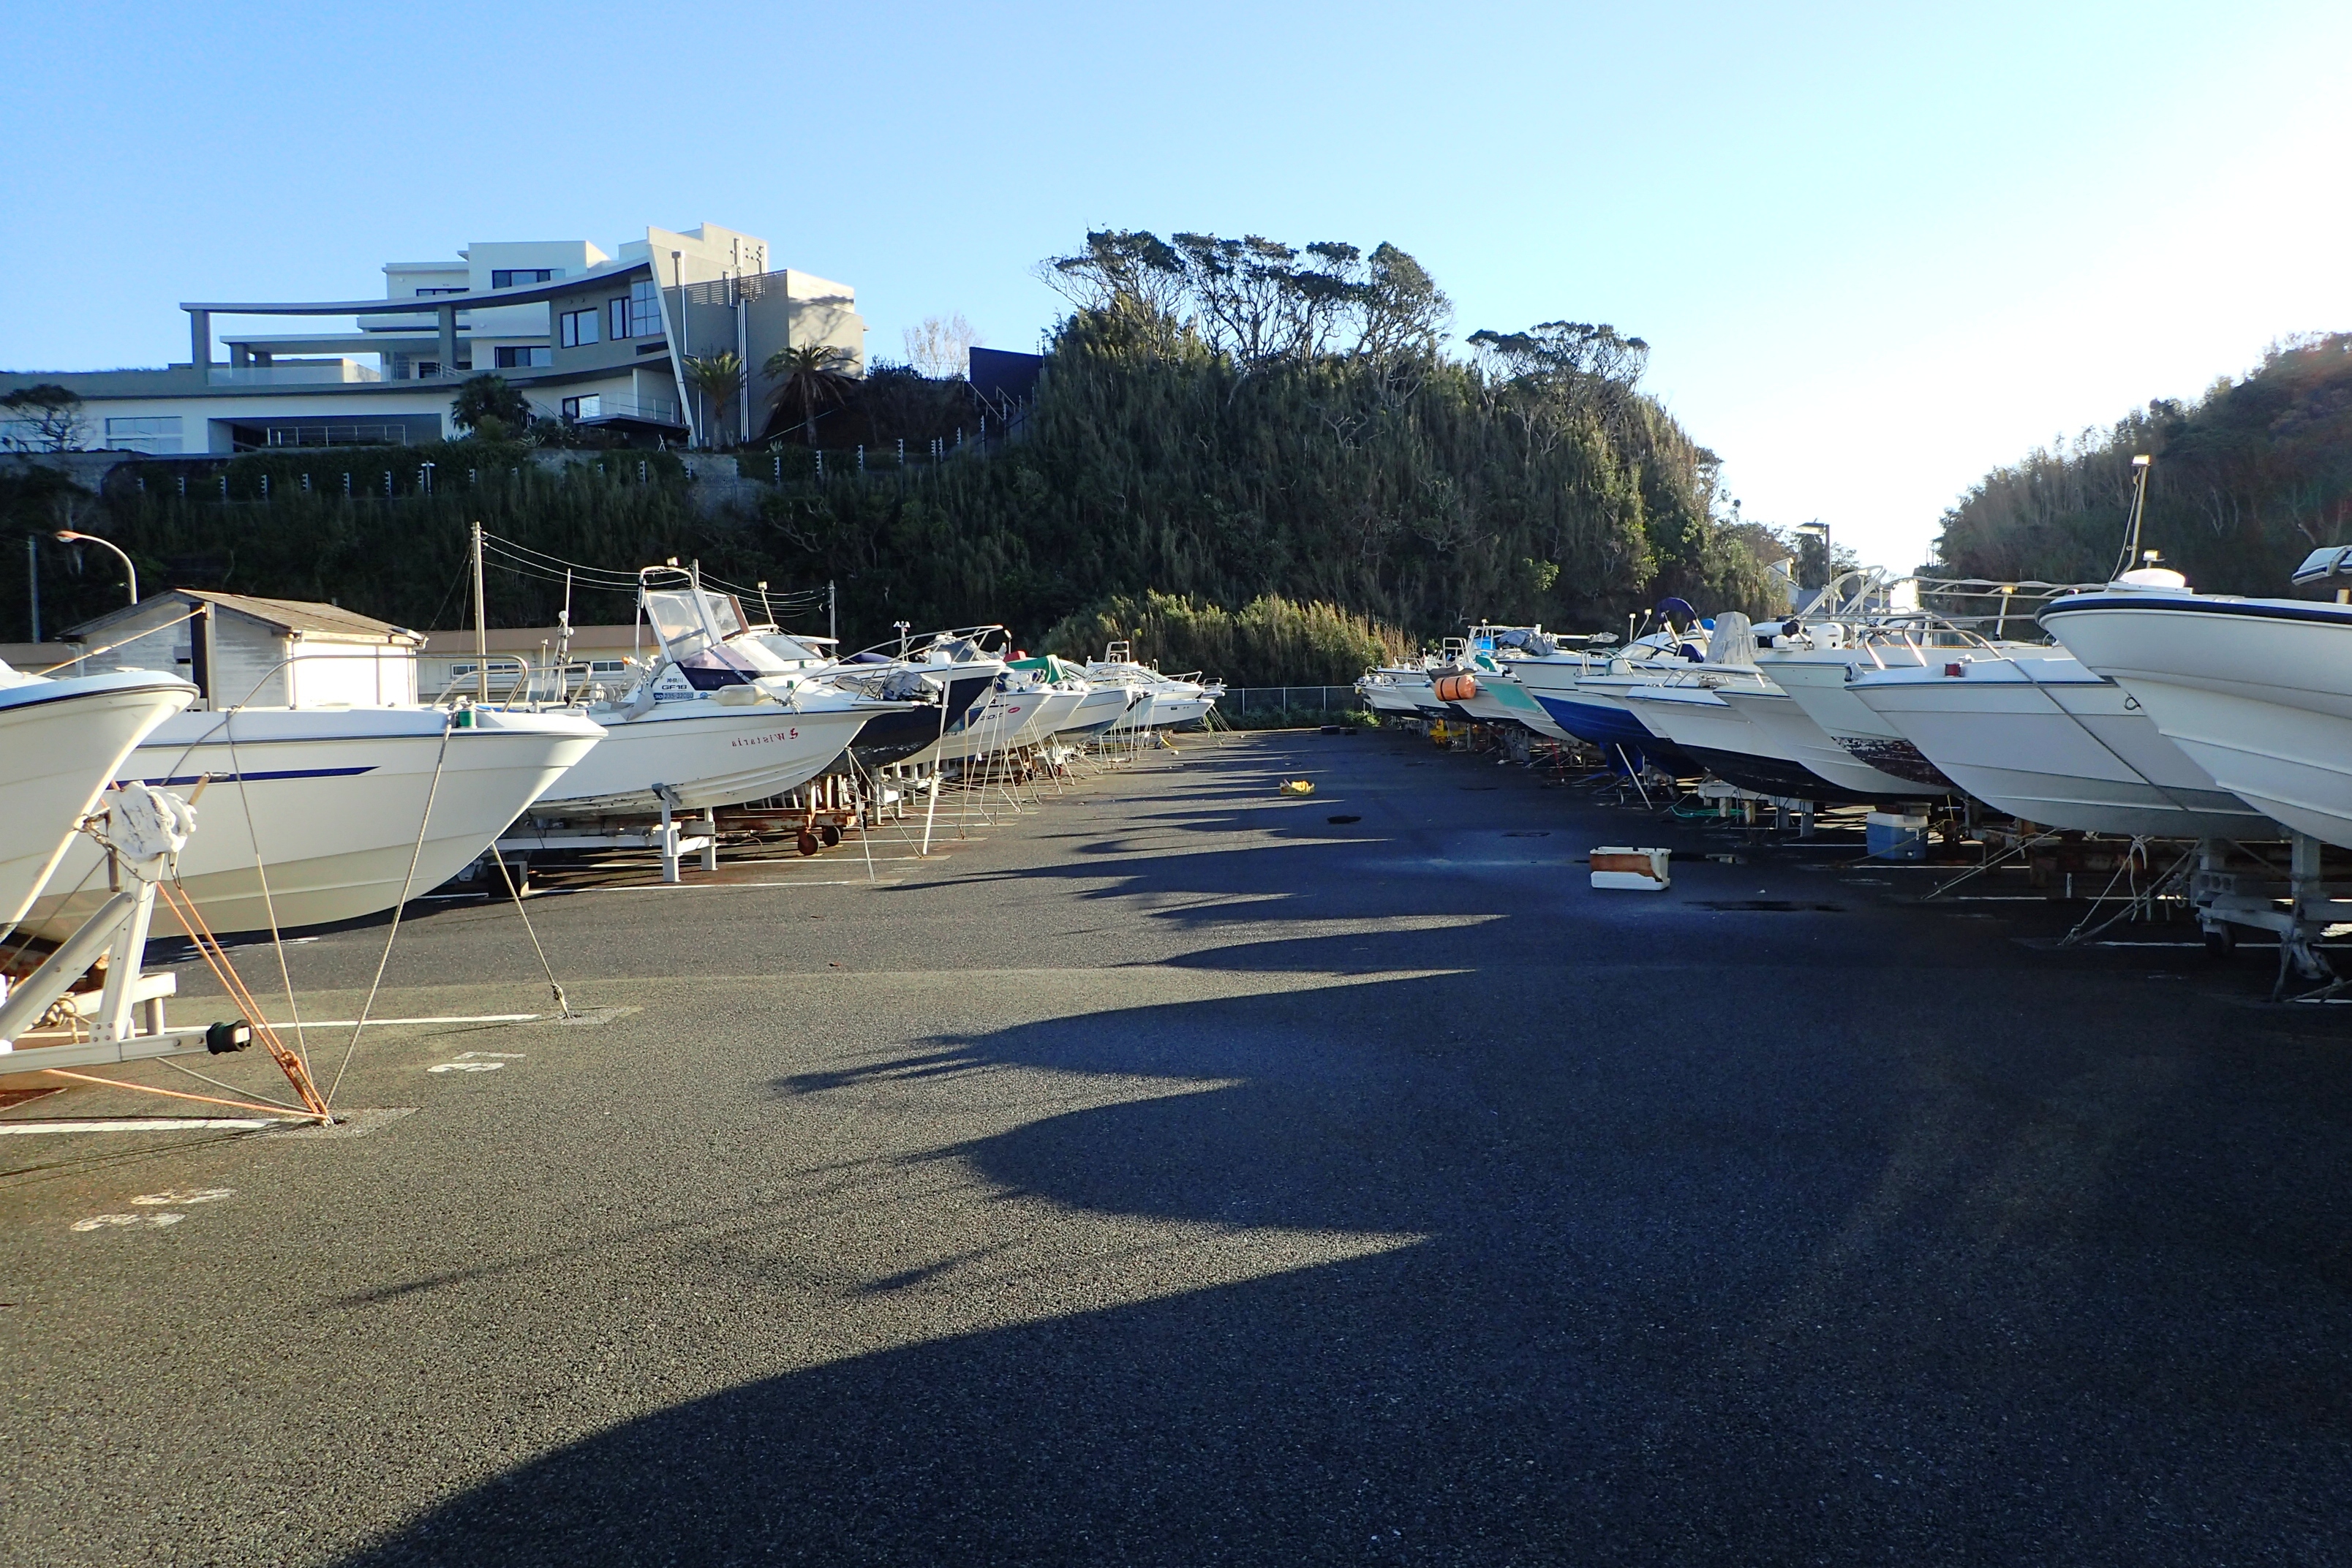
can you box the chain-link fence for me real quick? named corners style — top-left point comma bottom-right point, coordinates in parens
top-left (1213, 686), bottom-right (1368, 726)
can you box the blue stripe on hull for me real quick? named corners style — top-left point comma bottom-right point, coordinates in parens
top-left (1530, 693), bottom-right (1689, 772)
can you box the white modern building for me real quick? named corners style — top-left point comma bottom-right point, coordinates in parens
top-left (1, 223), bottom-right (864, 454)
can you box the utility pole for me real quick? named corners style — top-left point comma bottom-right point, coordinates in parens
top-left (26, 535), bottom-right (39, 643)
top-left (472, 520), bottom-right (490, 703)
top-left (829, 580), bottom-right (837, 642)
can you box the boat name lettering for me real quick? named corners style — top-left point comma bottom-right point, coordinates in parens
top-left (731, 728), bottom-right (801, 747)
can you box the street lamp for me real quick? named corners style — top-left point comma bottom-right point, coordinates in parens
top-left (54, 530), bottom-right (138, 606)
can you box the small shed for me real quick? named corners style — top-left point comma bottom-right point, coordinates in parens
top-left (64, 590), bottom-right (423, 710)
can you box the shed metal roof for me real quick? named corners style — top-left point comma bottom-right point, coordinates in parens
top-left (68, 589), bottom-right (423, 644)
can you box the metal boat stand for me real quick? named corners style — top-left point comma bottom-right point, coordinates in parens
top-left (499, 786), bottom-right (717, 886)
top-left (2192, 834), bottom-right (2351, 998)
top-left (0, 786), bottom-right (248, 1074)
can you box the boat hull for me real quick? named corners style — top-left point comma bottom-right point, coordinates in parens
top-left (1055, 685), bottom-right (1137, 738)
top-left (2043, 595), bottom-right (2352, 845)
top-left (538, 701), bottom-right (873, 816)
top-left (0, 669), bottom-right (196, 927)
top-left (851, 673), bottom-right (997, 770)
top-left (1455, 676), bottom-right (1573, 740)
top-left (1624, 685), bottom-right (1841, 799)
top-left (29, 706), bottom-right (603, 940)
top-left (1713, 686), bottom-right (1930, 802)
top-left (1850, 660), bottom-right (2267, 838)
top-left (1768, 657), bottom-right (1957, 790)
top-left (1526, 690), bottom-right (1689, 770)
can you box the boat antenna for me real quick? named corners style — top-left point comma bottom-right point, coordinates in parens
top-left (555, 568), bottom-right (574, 704)
top-left (2113, 454), bottom-right (2154, 581)
top-left (471, 520), bottom-right (489, 704)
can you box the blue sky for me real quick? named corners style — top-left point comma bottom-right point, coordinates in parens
top-left (3, 2), bottom-right (2344, 575)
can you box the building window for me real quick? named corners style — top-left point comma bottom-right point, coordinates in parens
top-left (491, 268), bottom-right (559, 289)
top-left (608, 297), bottom-right (631, 340)
top-left (559, 309), bottom-right (600, 349)
top-left (494, 346), bottom-right (552, 369)
top-left (414, 286), bottom-right (469, 297)
top-left (629, 279), bottom-right (661, 339)
top-left (103, 415), bottom-right (183, 453)
top-left (562, 395), bottom-right (603, 421)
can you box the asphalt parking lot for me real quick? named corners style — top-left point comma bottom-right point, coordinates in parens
top-left (4, 728), bottom-right (2346, 1565)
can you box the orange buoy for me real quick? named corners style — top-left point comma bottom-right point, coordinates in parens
top-left (1433, 672), bottom-right (1479, 703)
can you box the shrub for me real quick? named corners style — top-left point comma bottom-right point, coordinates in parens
top-left (1039, 589), bottom-right (1415, 686)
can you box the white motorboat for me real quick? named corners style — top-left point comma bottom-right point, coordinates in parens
top-left (1697, 621), bottom-right (1956, 802)
top-left (1620, 640), bottom-right (1838, 799)
top-left (27, 704), bottom-right (603, 941)
top-left (1427, 627), bottom-right (1578, 742)
top-left (2041, 561), bottom-right (2352, 846)
top-left (1056, 679), bottom-right (1147, 738)
top-left (1357, 663), bottom-right (1445, 720)
top-left (529, 576), bottom-right (908, 816)
top-left (535, 698), bottom-right (878, 817)
top-left (1354, 668), bottom-right (1429, 719)
top-left (1847, 642), bottom-right (2269, 838)
top-left (0, 660), bottom-right (196, 930)
top-left (1085, 651), bottom-right (1221, 733)
top-left (1000, 657), bottom-right (1095, 747)
top-left (813, 627), bottom-right (1012, 770)
top-left (1768, 643), bottom-right (1959, 791)
top-left (1443, 657), bottom-right (1575, 740)
top-left (1507, 614), bottom-right (1708, 771)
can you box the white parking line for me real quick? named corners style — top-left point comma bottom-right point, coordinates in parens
top-left (262, 1014), bottom-right (543, 1028)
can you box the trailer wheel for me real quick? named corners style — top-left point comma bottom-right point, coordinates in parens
top-left (796, 829), bottom-right (821, 857)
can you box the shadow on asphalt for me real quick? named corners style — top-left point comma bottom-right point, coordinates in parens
top-left (336, 736), bottom-right (2352, 1565)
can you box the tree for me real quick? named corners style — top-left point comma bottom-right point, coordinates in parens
top-left (449, 374), bottom-right (531, 435)
top-left (902, 314), bottom-right (984, 379)
top-left (681, 353), bottom-right (746, 448)
top-left (763, 344), bottom-right (856, 445)
top-left (1033, 230), bottom-right (1189, 333)
top-left (1, 383), bottom-right (89, 451)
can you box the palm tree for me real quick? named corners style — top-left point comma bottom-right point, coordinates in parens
top-left (680, 351), bottom-right (745, 448)
top-left (764, 343), bottom-right (856, 445)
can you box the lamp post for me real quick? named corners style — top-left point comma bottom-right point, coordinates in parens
top-left (671, 249), bottom-right (690, 448)
top-left (55, 529), bottom-right (139, 606)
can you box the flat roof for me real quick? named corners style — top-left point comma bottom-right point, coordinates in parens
top-left (183, 258), bottom-right (655, 317)
top-left (69, 589), bottom-right (423, 643)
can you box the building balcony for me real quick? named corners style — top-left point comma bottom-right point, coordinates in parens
top-left (208, 361), bottom-right (382, 386)
top-left (562, 393), bottom-right (683, 428)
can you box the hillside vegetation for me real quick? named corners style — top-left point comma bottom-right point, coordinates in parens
top-left (1935, 333), bottom-right (2352, 592)
top-left (1038, 591), bottom-right (1415, 687)
top-left (4, 229), bottom-right (1787, 671)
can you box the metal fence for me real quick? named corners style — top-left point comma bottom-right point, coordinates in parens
top-left (1215, 686), bottom-right (1363, 721)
